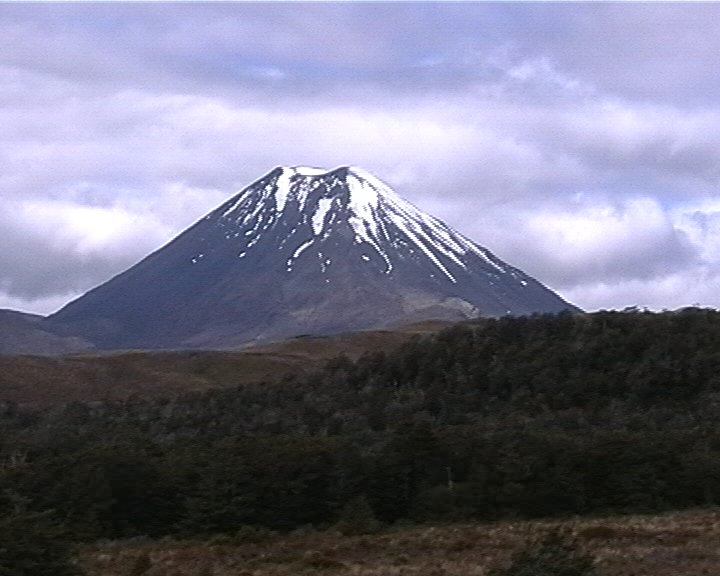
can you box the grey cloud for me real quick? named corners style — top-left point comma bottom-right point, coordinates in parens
top-left (545, 226), bottom-right (699, 288)
top-left (3, 3), bottom-right (720, 314)
top-left (0, 181), bottom-right (224, 309)
top-left (5, 3), bottom-right (719, 103)
top-left (550, 104), bottom-right (720, 192)
top-left (450, 196), bottom-right (703, 289)
top-left (0, 218), bottom-right (129, 301)
top-left (481, 4), bottom-right (720, 106)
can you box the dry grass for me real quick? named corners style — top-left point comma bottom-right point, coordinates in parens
top-left (78, 508), bottom-right (720, 576)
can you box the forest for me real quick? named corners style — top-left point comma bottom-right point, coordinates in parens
top-left (3, 307), bottom-right (720, 572)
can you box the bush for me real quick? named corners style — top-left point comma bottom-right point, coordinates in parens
top-left (489, 529), bottom-right (597, 576)
top-left (333, 495), bottom-right (381, 536)
top-left (0, 508), bottom-right (83, 576)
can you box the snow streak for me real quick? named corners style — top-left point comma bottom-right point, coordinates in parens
top-left (212, 166), bottom-right (526, 286)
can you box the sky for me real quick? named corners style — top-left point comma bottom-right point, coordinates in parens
top-left (2, 2), bottom-right (720, 315)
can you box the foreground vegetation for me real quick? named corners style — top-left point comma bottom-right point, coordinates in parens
top-left (77, 509), bottom-right (720, 576)
top-left (3, 308), bottom-right (720, 572)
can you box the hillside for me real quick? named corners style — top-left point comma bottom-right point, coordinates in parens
top-left (0, 309), bottom-right (93, 356)
top-left (0, 320), bottom-right (451, 407)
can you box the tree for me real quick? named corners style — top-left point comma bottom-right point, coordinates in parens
top-left (0, 493), bottom-right (83, 576)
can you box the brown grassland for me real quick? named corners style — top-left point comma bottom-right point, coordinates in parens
top-left (79, 508), bottom-right (720, 576)
top-left (0, 321), bottom-right (450, 407)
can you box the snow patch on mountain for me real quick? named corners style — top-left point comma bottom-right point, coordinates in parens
top-left (212, 165), bottom-right (531, 287)
top-left (312, 198), bottom-right (334, 236)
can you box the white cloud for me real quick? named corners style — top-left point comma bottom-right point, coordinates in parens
top-left (563, 272), bottom-right (720, 312)
top-left (0, 292), bottom-right (79, 317)
top-left (4, 77), bottom-right (720, 315)
top-left (523, 197), bottom-right (696, 284)
top-left (0, 181), bottom-right (225, 311)
top-left (456, 195), bottom-right (720, 312)
top-left (3, 4), bottom-right (720, 316)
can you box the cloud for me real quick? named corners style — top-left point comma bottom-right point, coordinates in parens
top-left (0, 183), bottom-right (225, 313)
top-left (0, 198), bottom-right (167, 299)
top-left (454, 195), bottom-right (720, 312)
top-left (555, 101), bottom-right (720, 192)
top-left (475, 196), bottom-right (697, 283)
top-left (2, 3), bottom-right (720, 315)
top-left (563, 272), bottom-right (720, 313)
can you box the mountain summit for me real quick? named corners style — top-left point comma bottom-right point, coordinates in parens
top-left (48, 166), bottom-right (578, 349)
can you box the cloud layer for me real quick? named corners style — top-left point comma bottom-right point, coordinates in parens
top-left (2, 3), bottom-right (720, 314)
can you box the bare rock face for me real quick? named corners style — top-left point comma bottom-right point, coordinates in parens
top-left (48, 166), bottom-right (579, 350)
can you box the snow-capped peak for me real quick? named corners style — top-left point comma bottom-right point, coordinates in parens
top-left (287, 166), bottom-right (329, 177)
top-left (206, 165), bottom-right (525, 286)
top-left (48, 166), bottom-right (577, 352)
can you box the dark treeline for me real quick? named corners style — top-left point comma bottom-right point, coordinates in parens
top-left (3, 308), bottom-right (720, 544)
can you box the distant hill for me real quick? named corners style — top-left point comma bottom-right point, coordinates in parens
top-left (0, 309), bottom-right (94, 356)
top-left (0, 320), bottom-right (451, 407)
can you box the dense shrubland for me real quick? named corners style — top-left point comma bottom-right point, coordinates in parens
top-left (3, 308), bottom-right (720, 550)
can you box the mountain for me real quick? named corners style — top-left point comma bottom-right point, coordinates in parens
top-left (47, 166), bottom-right (578, 350)
top-left (0, 309), bottom-right (94, 355)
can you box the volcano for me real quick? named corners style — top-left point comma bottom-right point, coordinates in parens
top-left (48, 166), bottom-right (578, 349)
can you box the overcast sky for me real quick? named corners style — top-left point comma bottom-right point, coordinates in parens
top-left (3, 2), bottom-right (720, 315)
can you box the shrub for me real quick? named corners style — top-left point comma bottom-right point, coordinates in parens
top-left (333, 495), bottom-right (381, 536)
top-left (488, 529), bottom-right (597, 576)
top-left (0, 508), bottom-right (84, 576)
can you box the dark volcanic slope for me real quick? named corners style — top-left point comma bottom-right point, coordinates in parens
top-left (48, 166), bottom-right (578, 349)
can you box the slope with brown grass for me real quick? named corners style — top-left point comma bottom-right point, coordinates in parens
top-left (0, 321), bottom-right (451, 407)
top-left (78, 509), bottom-right (720, 576)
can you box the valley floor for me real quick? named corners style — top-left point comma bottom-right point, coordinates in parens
top-left (79, 508), bottom-right (720, 576)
